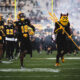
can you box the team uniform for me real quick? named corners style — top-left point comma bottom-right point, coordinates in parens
top-left (0, 15), bottom-right (5, 62)
top-left (16, 19), bottom-right (35, 54)
top-left (4, 24), bottom-right (15, 60)
top-left (13, 21), bottom-right (20, 58)
top-left (0, 31), bottom-right (4, 62)
top-left (14, 26), bottom-right (20, 58)
top-left (0, 17), bottom-right (5, 58)
top-left (16, 12), bottom-right (35, 67)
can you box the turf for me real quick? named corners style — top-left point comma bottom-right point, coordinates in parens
top-left (0, 50), bottom-right (80, 80)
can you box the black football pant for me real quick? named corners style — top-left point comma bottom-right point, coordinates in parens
top-left (6, 41), bottom-right (15, 60)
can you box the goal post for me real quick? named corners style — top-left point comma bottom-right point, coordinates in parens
top-left (14, 0), bottom-right (17, 20)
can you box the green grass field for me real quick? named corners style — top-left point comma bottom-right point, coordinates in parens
top-left (0, 50), bottom-right (80, 80)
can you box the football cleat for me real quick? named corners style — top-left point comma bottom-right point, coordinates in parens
top-left (55, 63), bottom-right (60, 67)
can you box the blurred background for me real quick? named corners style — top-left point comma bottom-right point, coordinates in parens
top-left (0, 0), bottom-right (80, 44)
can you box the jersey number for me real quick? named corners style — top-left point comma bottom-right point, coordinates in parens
top-left (6, 29), bottom-right (13, 35)
top-left (21, 25), bottom-right (28, 33)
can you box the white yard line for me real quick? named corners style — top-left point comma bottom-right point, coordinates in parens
top-left (32, 57), bottom-right (80, 60)
top-left (2, 61), bottom-right (13, 64)
top-left (62, 68), bottom-right (80, 70)
top-left (0, 68), bottom-right (60, 72)
top-left (10, 63), bottom-right (80, 66)
top-left (0, 67), bottom-right (80, 73)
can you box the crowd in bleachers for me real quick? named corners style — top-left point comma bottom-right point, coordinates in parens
top-left (0, 0), bottom-right (26, 18)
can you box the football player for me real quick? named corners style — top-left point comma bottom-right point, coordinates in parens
top-left (16, 12), bottom-right (35, 68)
top-left (4, 18), bottom-right (15, 60)
top-left (0, 14), bottom-right (5, 62)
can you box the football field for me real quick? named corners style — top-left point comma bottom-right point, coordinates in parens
top-left (0, 51), bottom-right (80, 80)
